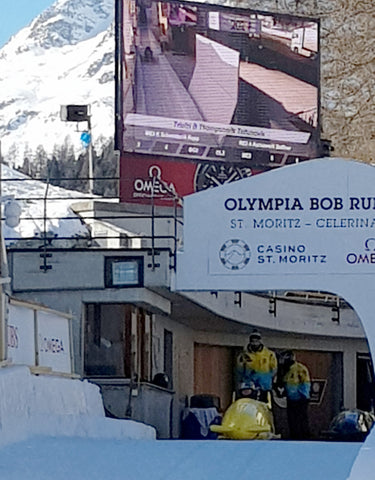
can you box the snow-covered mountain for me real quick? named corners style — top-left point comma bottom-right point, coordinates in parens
top-left (0, 0), bottom-right (115, 166)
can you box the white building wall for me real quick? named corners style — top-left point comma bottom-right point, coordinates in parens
top-left (182, 291), bottom-right (365, 339)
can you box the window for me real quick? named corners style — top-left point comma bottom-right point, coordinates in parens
top-left (104, 256), bottom-right (144, 288)
top-left (84, 303), bottom-right (152, 381)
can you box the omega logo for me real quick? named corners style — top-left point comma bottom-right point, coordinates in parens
top-left (346, 238), bottom-right (375, 265)
top-left (148, 165), bottom-right (162, 179)
top-left (133, 165), bottom-right (176, 195)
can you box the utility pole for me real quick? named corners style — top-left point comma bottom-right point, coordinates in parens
top-left (60, 104), bottom-right (94, 195)
top-left (87, 114), bottom-right (94, 195)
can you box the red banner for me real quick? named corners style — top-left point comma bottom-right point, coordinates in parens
top-left (120, 153), bottom-right (268, 206)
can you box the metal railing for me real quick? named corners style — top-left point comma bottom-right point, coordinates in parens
top-left (1, 173), bottom-right (183, 272)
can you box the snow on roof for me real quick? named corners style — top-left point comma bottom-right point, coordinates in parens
top-left (1, 164), bottom-right (91, 245)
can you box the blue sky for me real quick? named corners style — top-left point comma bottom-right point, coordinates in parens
top-left (0, 0), bottom-right (54, 47)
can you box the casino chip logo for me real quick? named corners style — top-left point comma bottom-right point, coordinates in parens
top-left (219, 239), bottom-right (251, 270)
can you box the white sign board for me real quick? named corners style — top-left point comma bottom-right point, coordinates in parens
top-left (176, 158), bottom-right (375, 291)
top-left (174, 157), bottom-right (375, 480)
top-left (8, 304), bottom-right (35, 366)
top-left (37, 310), bottom-right (72, 374)
top-left (7, 300), bottom-right (72, 374)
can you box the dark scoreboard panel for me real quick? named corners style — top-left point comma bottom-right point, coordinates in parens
top-left (118, 0), bottom-right (321, 203)
top-left (123, 120), bottom-right (316, 167)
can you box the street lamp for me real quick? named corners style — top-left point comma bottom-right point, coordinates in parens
top-left (60, 105), bottom-right (94, 194)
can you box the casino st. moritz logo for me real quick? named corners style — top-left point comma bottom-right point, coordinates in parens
top-left (219, 239), bottom-right (251, 270)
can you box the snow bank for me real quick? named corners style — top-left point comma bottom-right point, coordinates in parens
top-left (0, 365), bottom-right (156, 446)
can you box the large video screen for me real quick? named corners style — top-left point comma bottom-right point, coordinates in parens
top-left (119, 0), bottom-right (320, 168)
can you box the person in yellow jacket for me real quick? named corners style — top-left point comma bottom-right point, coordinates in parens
top-left (236, 330), bottom-right (277, 402)
top-left (278, 350), bottom-right (311, 439)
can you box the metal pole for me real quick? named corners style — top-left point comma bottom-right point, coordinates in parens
top-left (87, 116), bottom-right (94, 195)
top-left (0, 142), bottom-right (2, 279)
top-left (151, 176), bottom-right (156, 270)
top-left (0, 146), bottom-right (7, 362)
top-left (40, 179), bottom-right (52, 273)
top-left (0, 151), bottom-right (3, 362)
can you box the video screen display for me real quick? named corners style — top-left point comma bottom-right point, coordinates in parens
top-left (120, 0), bottom-right (320, 168)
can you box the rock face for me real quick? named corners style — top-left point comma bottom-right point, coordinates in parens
top-left (224, 0), bottom-right (375, 162)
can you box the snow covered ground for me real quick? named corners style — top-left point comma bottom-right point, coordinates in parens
top-left (0, 434), bottom-right (363, 480)
top-left (0, 365), bottom-right (155, 444)
top-left (0, 365), bottom-right (369, 480)
top-left (0, 365), bottom-right (157, 478)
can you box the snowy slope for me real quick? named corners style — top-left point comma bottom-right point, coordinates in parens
top-left (0, 0), bottom-right (115, 166)
top-left (0, 366), bottom-right (365, 480)
top-left (0, 434), bottom-right (364, 480)
top-left (1, 164), bottom-right (90, 243)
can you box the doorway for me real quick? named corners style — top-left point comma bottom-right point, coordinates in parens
top-left (357, 353), bottom-right (375, 411)
top-left (194, 343), bottom-right (235, 411)
top-left (84, 303), bottom-right (152, 381)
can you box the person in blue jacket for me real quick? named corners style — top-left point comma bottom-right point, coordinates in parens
top-left (236, 330), bottom-right (277, 403)
top-left (278, 350), bottom-right (311, 440)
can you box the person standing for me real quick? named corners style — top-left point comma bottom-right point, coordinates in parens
top-left (278, 350), bottom-right (311, 440)
top-left (236, 330), bottom-right (277, 403)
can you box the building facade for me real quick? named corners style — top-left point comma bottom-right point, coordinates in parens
top-left (6, 199), bottom-right (372, 439)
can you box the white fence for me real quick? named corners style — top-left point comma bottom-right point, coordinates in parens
top-left (7, 298), bottom-right (73, 374)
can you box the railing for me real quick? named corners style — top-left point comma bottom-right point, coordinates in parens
top-left (1, 172), bottom-right (183, 272)
top-left (253, 290), bottom-right (347, 307)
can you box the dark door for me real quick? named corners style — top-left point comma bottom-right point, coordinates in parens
top-left (194, 343), bottom-right (235, 411)
top-left (357, 353), bottom-right (375, 411)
